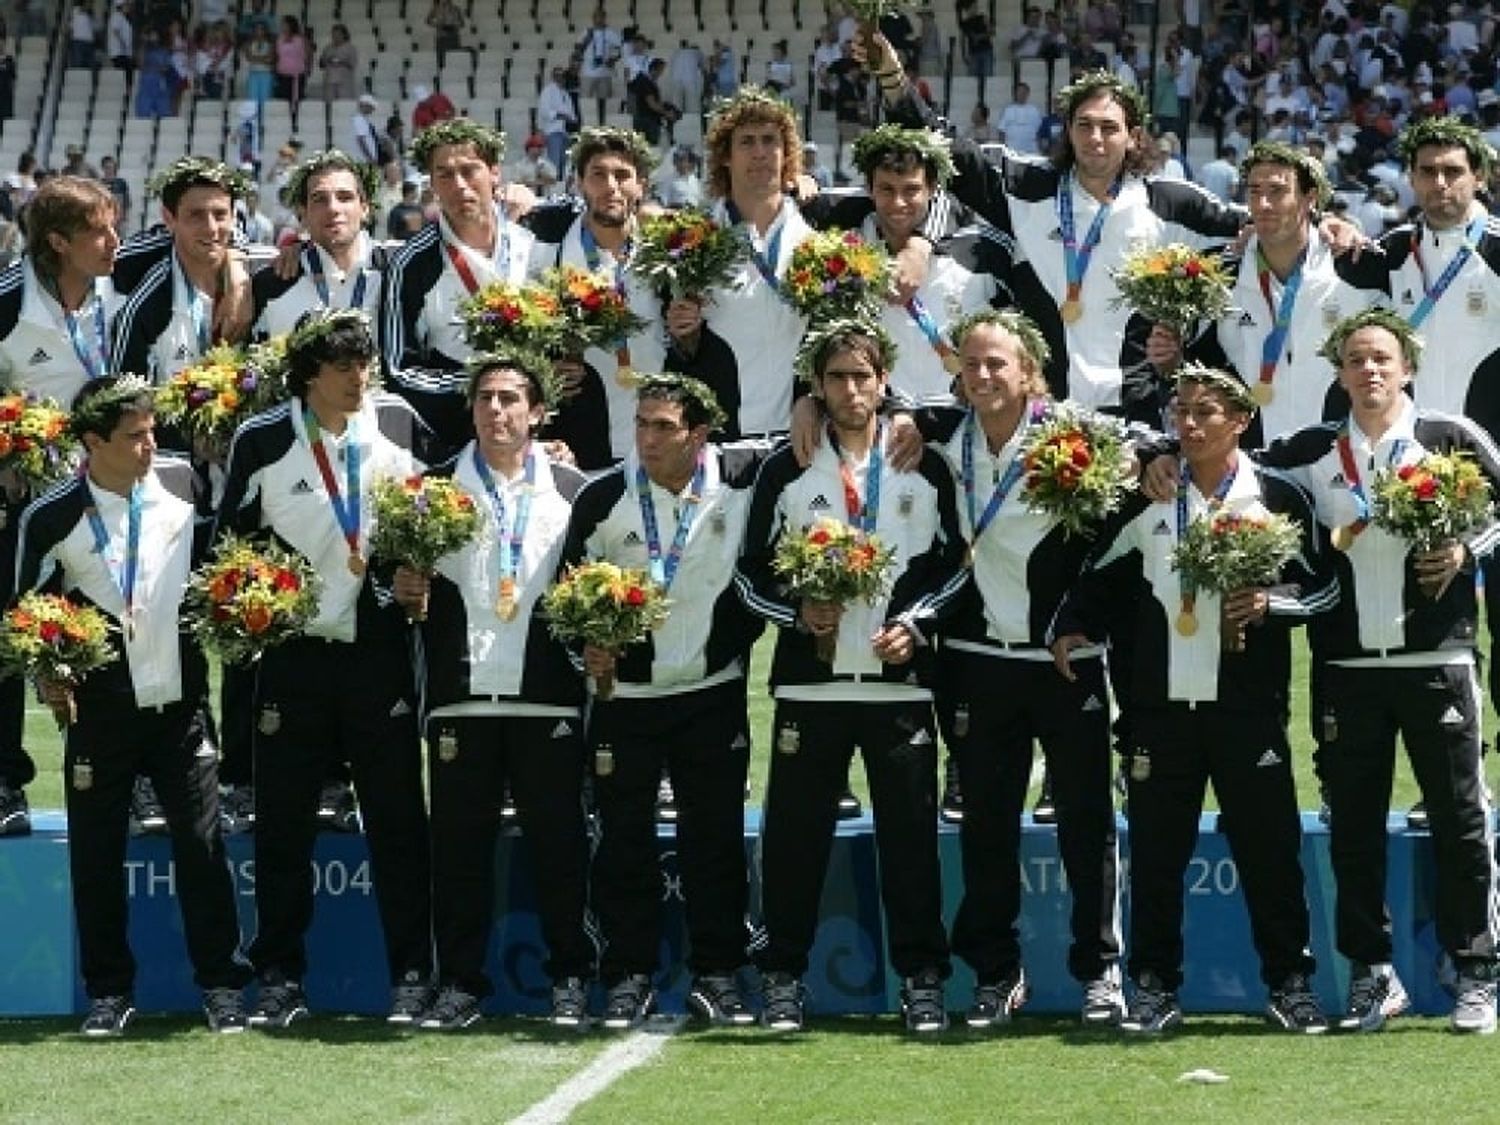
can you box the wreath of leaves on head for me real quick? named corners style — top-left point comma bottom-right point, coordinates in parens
top-left (706, 84), bottom-right (798, 135)
top-left (568, 125), bottom-right (662, 177)
top-left (283, 149), bottom-right (384, 210)
top-left (285, 307), bottom-right (376, 360)
top-left (147, 156), bottom-right (254, 202)
top-left (851, 124), bottom-right (957, 187)
top-left (1174, 361), bottom-right (1258, 414)
top-left (1317, 306), bottom-right (1424, 371)
top-left (947, 308), bottom-right (1052, 376)
top-left (1056, 69), bottom-right (1151, 130)
top-left (1396, 114), bottom-right (1496, 177)
top-left (632, 371), bottom-right (730, 430)
top-left (69, 374), bottom-right (155, 439)
top-left (465, 348), bottom-right (564, 414)
top-left (411, 118), bottom-right (507, 172)
top-left (1240, 139), bottom-right (1334, 209)
top-left (795, 315), bottom-right (899, 386)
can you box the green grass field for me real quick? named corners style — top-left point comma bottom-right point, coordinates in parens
top-left (3, 635), bottom-right (1499, 1124)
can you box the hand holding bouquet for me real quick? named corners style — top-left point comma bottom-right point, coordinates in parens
top-left (542, 264), bottom-right (648, 356)
top-left (154, 340), bottom-right (288, 454)
top-left (1019, 405), bottom-right (1130, 537)
top-left (0, 593), bottom-right (116, 727)
top-left (457, 278), bottom-right (564, 355)
top-left (784, 229), bottom-right (891, 324)
top-left (183, 536), bottom-right (322, 664)
top-left (542, 561), bottom-right (670, 698)
top-left (368, 474), bottom-right (482, 620)
top-left (1170, 508), bottom-right (1300, 651)
top-left (1111, 243), bottom-right (1233, 336)
top-left (0, 392), bottom-right (81, 493)
top-left (772, 517), bottom-right (896, 661)
top-left (630, 209), bottom-right (749, 301)
top-left (1373, 451), bottom-right (1493, 597)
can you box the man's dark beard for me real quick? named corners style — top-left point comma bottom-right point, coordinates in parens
top-left (589, 207), bottom-right (628, 228)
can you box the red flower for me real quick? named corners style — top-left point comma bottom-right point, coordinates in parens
top-left (624, 586), bottom-right (646, 606)
top-left (826, 256), bottom-right (847, 277)
top-left (39, 621), bottom-right (60, 643)
top-left (1184, 259), bottom-right (1203, 278)
top-left (1414, 475), bottom-right (1439, 501)
top-left (808, 528), bottom-right (831, 545)
top-left (1397, 464), bottom-right (1416, 480)
top-left (500, 303), bottom-right (521, 324)
top-left (272, 569), bottom-right (300, 592)
top-left (242, 604), bottom-right (273, 634)
top-left (1070, 444), bottom-right (1092, 468)
top-left (581, 291), bottom-right (603, 312)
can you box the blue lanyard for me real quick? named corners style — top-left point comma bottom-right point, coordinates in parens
top-left (471, 444), bottom-right (535, 583)
top-left (177, 255), bottom-right (211, 355)
top-left (830, 422), bottom-right (883, 534)
top-left (1408, 216), bottom-right (1487, 329)
top-left (579, 224), bottom-right (632, 292)
top-left (64, 284), bottom-right (108, 380)
top-left (1255, 244), bottom-right (1305, 386)
top-left (85, 482), bottom-right (142, 627)
top-left (961, 401), bottom-right (1038, 544)
top-left (1336, 421), bottom-right (1409, 523)
top-left (906, 293), bottom-right (959, 366)
top-left (305, 244), bottom-right (369, 311)
top-left (636, 451), bottom-right (705, 591)
top-left (303, 409), bottom-right (363, 561)
top-left (725, 200), bottom-right (787, 300)
top-left (1057, 172), bottom-right (1120, 298)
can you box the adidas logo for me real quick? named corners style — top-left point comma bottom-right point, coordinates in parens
top-left (809, 494), bottom-right (831, 512)
top-left (1440, 705), bottom-right (1465, 726)
top-left (1401, 289), bottom-right (1414, 304)
top-left (1256, 748), bottom-right (1282, 768)
top-left (1081, 694), bottom-right (1104, 712)
top-left (551, 719), bottom-right (574, 738)
top-left (1238, 311), bottom-right (1255, 326)
top-left (390, 699), bottom-right (412, 717)
top-left (910, 729), bottom-right (933, 746)
top-left (1329, 472), bottom-right (1346, 487)
top-left (1048, 227), bottom-right (1063, 241)
top-left (291, 479), bottom-right (314, 494)
top-left (623, 530), bottom-right (643, 545)
top-left (731, 733), bottom-right (748, 750)
top-left (27, 347), bottom-right (51, 364)
top-left (1152, 519), bottom-right (1171, 535)
top-left (174, 343), bottom-right (191, 360)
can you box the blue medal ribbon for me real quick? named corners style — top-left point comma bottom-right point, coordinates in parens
top-left (725, 200), bottom-right (789, 303)
top-left (85, 482), bottom-right (142, 634)
top-left (636, 450), bottom-right (706, 591)
top-left (177, 255), bottom-right (211, 355)
top-left (1255, 244), bottom-right (1306, 394)
top-left (1408, 215), bottom-right (1487, 329)
top-left (64, 283), bottom-right (108, 380)
top-left (961, 399), bottom-right (1041, 550)
top-left (1057, 172), bottom-right (1121, 309)
top-left (830, 421), bottom-right (883, 534)
top-left (303, 409), bottom-right (363, 565)
top-left (471, 444), bottom-right (535, 587)
top-left (1175, 455), bottom-right (1239, 605)
top-left (305, 244), bottom-right (369, 311)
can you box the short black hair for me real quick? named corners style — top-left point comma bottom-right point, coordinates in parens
top-left (284, 310), bottom-right (378, 398)
top-left (71, 375), bottom-right (155, 441)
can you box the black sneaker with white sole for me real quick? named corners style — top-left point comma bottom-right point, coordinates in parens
top-left (1032, 770), bottom-right (1057, 825)
top-left (1339, 962), bottom-right (1409, 1032)
top-left (602, 974), bottom-right (654, 1030)
top-left (655, 772), bottom-right (678, 824)
top-left (203, 987), bottom-right (248, 1033)
top-left (940, 757), bottom-right (963, 825)
top-left (967, 971), bottom-right (1028, 1029)
top-left (388, 971), bottom-right (433, 1024)
top-left (219, 784), bottom-right (254, 835)
top-left (1081, 967), bottom-right (1125, 1025)
top-left (81, 995), bottom-right (135, 1037)
top-left (128, 776), bottom-right (168, 836)
top-left (1450, 975), bottom-right (1497, 1035)
top-left (688, 973), bottom-right (755, 1026)
top-left (0, 783), bottom-right (31, 836)
top-left (1120, 973), bottom-right (1182, 1035)
top-left (760, 972), bottom-right (804, 1032)
top-left (550, 977), bottom-right (590, 1029)
top-left (249, 977), bottom-right (309, 1030)
top-left (1265, 974), bottom-right (1328, 1034)
top-left (316, 781), bottom-right (360, 833)
top-left (836, 788), bottom-right (863, 819)
top-left (901, 969), bottom-right (948, 1035)
top-left (419, 986), bottom-right (482, 1031)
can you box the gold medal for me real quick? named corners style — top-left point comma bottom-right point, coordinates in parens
top-left (1331, 525), bottom-right (1356, 551)
top-left (1252, 382), bottom-right (1274, 407)
top-left (1176, 610), bottom-right (1199, 637)
top-left (72, 760), bottom-right (93, 791)
top-left (437, 729), bottom-right (459, 762)
top-left (964, 543), bottom-right (976, 569)
top-left (1060, 297), bottom-right (1083, 324)
top-left (347, 551), bottom-right (366, 576)
top-left (940, 350), bottom-right (961, 375)
top-left (615, 364), bottom-right (637, 388)
top-left (497, 576), bottom-right (518, 621)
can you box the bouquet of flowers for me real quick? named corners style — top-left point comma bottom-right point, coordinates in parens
top-left (0, 392), bottom-right (81, 492)
top-left (1372, 452), bottom-right (1493, 553)
top-left (1019, 405), bottom-right (1130, 537)
top-left (0, 592), bottom-right (116, 727)
top-left (457, 278), bottom-right (564, 356)
top-left (542, 561), bottom-right (670, 698)
top-left (630, 209), bottom-right (750, 301)
top-left (154, 340), bottom-right (289, 449)
top-left (772, 517), bottom-right (896, 661)
top-left (1110, 243), bottom-right (1234, 334)
top-left (368, 474), bottom-right (482, 620)
top-left (783, 229), bottom-right (891, 324)
top-left (183, 535), bottom-right (322, 664)
top-left (1171, 509), bottom-right (1300, 650)
top-left (540, 265), bottom-right (648, 355)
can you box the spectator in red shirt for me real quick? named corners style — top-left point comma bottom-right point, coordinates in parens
top-left (412, 84), bottom-right (457, 132)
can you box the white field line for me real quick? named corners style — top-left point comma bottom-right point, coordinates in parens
top-left (510, 1015), bottom-right (686, 1125)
